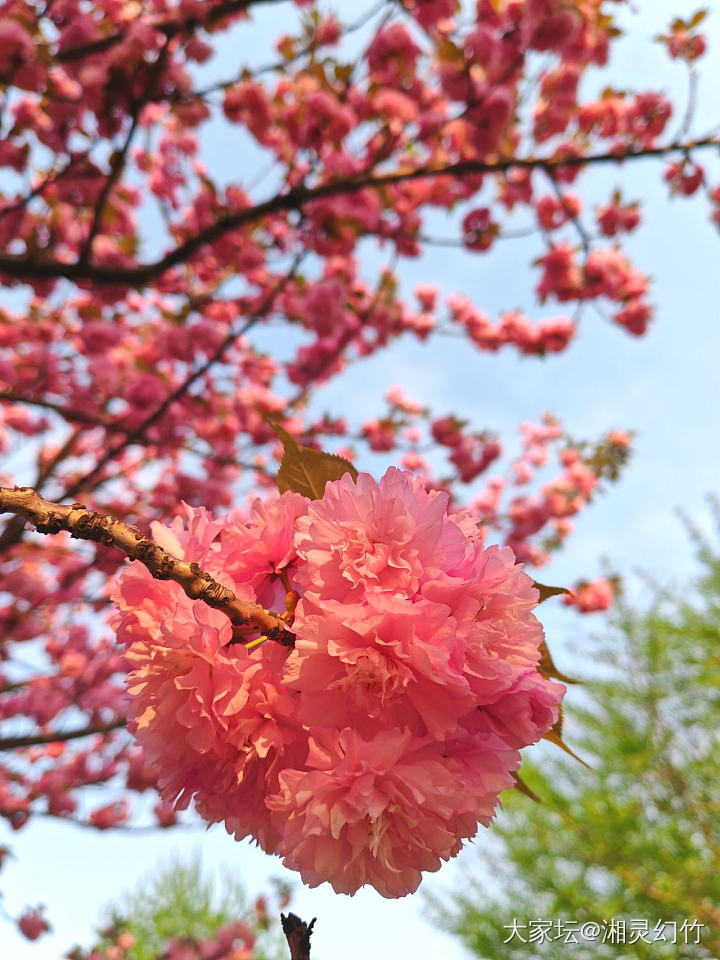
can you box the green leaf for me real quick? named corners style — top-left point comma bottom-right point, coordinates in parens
top-left (538, 640), bottom-right (578, 684)
top-left (543, 727), bottom-right (592, 769)
top-left (533, 580), bottom-right (570, 603)
top-left (512, 771), bottom-right (544, 804)
top-left (269, 420), bottom-right (358, 499)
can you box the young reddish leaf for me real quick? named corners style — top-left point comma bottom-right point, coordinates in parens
top-left (690, 8), bottom-right (709, 28)
top-left (269, 421), bottom-right (358, 499)
top-left (533, 581), bottom-right (570, 603)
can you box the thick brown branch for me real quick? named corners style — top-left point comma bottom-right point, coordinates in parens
top-left (0, 137), bottom-right (717, 287)
top-left (0, 719), bottom-right (126, 752)
top-left (0, 486), bottom-right (295, 645)
top-left (281, 914), bottom-right (316, 960)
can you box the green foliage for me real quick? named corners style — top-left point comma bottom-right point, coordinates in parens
top-left (96, 854), bottom-right (289, 960)
top-left (270, 420), bottom-right (358, 499)
top-left (533, 582), bottom-right (570, 604)
top-left (432, 515), bottom-right (720, 960)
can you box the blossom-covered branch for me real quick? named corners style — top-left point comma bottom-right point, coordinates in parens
top-left (55, 0), bottom-right (286, 62)
top-left (0, 137), bottom-right (717, 286)
top-left (0, 486), bottom-right (294, 645)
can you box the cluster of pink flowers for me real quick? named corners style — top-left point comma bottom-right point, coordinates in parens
top-left (17, 908), bottom-right (49, 942)
top-left (430, 416), bottom-right (502, 483)
top-left (563, 577), bottom-right (614, 613)
top-left (596, 197), bottom-right (641, 237)
top-left (447, 295), bottom-right (576, 355)
top-left (114, 469), bottom-right (563, 897)
top-left (352, 399), bottom-right (631, 579)
top-left (536, 244), bottom-right (652, 337)
top-left (664, 160), bottom-right (705, 197)
top-left (658, 11), bottom-right (708, 62)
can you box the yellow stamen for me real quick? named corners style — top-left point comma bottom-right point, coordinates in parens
top-left (245, 635), bottom-right (269, 652)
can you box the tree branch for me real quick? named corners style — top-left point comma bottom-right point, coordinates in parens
top-left (281, 913), bottom-right (316, 960)
top-left (0, 390), bottom-right (116, 428)
top-left (79, 41), bottom-right (171, 264)
top-left (0, 157), bottom-right (82, 223)
top-left (54, 0), bottom-right (286, 63)
top-left (58, 251), bottom-right (306, 502)
top-left (0, 719), bottom-right (126, 752)
top-left (1, 137), bottom-right (717, 287)
top-left (0, 257), bottom-right (304, 556)
top-left (0, 486), bottom-right (296, 646)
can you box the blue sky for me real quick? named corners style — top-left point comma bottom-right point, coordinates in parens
top-left (2, 1), bottom-right (720, 957)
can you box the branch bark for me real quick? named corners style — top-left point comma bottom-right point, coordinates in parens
top-left (0, 719), bottom-right (126, 752)
top-left (0, 137), bottom-right (717, 287)
top-left (281, 913), bottom-right (316, 960)
top-left (0, 486), bottom-right (295, 645)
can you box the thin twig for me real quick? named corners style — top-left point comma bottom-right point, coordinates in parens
top-left (0, 718), bottom-right (126, 752)
top-left (60, 251), bottom-right (307, 501)
top-left (170, 0), bottom-right (391, 102)
top-left (677, 65), bottom-right (699, 142)
top-left (0, 157), bottom-right (79, 222)
top-left (79, 41), bottom-right (171, 264)
top-left (544, 169), bottom-right (592, 257)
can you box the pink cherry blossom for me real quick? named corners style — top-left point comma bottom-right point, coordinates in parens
top-left (267, 726), bottom-right (518, 898)
top-left (115, 471), bottom-right (562, 896)
top-left (18, 908), bottom-right (49, 941)
top-left (563, 577), bottom-right (614, 613)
